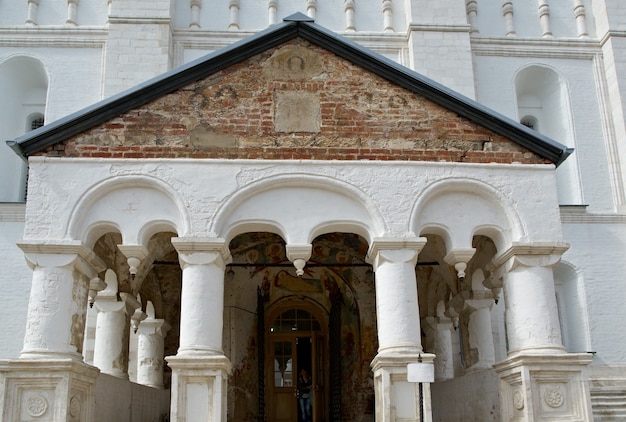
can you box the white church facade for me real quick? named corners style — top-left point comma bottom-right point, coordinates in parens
top-left (0, 1), bottom-right (625, 422)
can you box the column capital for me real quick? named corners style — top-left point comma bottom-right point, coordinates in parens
top-left (18, 240), bottom-right (106, 278)
top-left (172, 237), bottom-right (231, 266)
top-left (492, 242), bottom-right (569, 272)
top-left (366, 237), bottom-right (427, 268)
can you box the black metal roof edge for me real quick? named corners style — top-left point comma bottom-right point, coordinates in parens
top-left (295, 20), bottom-right (571, 166)
top-left (11, 13), bottom-right (570, 166)
top-left (10, 19), bottom-right (301, 157)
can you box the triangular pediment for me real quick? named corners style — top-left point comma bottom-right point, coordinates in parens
top-left (9, 14), bottom-right (571, 166)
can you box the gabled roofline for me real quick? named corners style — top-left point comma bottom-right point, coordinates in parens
top-left (7, 12), bottom-right (572, 166)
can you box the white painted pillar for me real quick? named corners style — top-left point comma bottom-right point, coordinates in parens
top-left (422, 315), bottom-right (454, 381)
top-left (167, 238), bottom-right (233, 422)
top-left (382, 0), bottom-right (394, 33)
top-left (137, 301), bottom-right (170, 388)
top-left (502, 1), bottom-right (516, 37)
top-left (66, 0), bottom-right (79, 25)
top-left (368, 238), bottom-right (434, 422)
top-left (573, 0), bottom-right (588, 38)
top-left (306, 0), bottom-right (317, 19)
top-left (344, 0), bottom-right (356, 32)
top-left (465, 298), bottom-right (495, 370)
top-left (466, 0), bottom-right (479, 34)
top-left (25, 0), bottom-right (39, 25)
top-left (18, 243), bottom-right (105, 360)
top-left (368, 239), bottom-right (426, 354)
top-left (228, 0), bottom-right (240, 30)
top-left (93, 269), bottom-right (141, 378)
top-left (0, 242), bottom-right (104, 422)
top-left (268, 0), bottom-right (278, 26)
top-left (190, 0), bottom-right (201, 28)
top-left (173, 238), bottom-right (230, 356)
top-left (494, 244), bottom-right (566, 354)
top-left (537, 0), bottom-right (553, 38)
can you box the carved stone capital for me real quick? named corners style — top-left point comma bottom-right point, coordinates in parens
top-left (18, 241), bottom-right (106, 279)
top-left (172, 237), bottom-right (232, 269)
top-left (492, 242), bottom-right (569, 272)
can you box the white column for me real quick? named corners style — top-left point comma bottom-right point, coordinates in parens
top-left (306, 0), bottom-right (317, 19)
top-left (502, 1), bottom-right (516, 37)
top-left (422, 315), bottom-right (454, 381)
top-left (466, 0), bottom-right (479, 34)
top-left (268, 0), bottom-right (278, 26)
top-left (93, 269), bottom-right (141, 378)
top-left (167, 238), bottom-right (233, 422)
top-left (173, 239), bottom-right (230, 356)
top-left (228, 0), bottom-right (240, 30)
top-left (18, 243), bottom-right (105, 360)
top-left (369, 240), bottom-right (424, 354)
top-left (573, 0), bottom-right (588, 38)
top-left (494, 244), bottom-right (566, 354)
top-left (537, 0), bottom-right (553, 38)
top-left (465, 298), bottom-right (496, 370)
top-left (25, 0), bottom-right (39, 25)
top-left (382, 0), bottom-right (393, 33)
top-left (66, 0), bottom-right (79, 25)
top-left (344, 0), bottom-right (356, 32)
top-left (368, 238), bottom-right (434, 422)
top-left (190, 0), bottom-right (201, 28)
top-left (137, 301), bottom-right (170, 388)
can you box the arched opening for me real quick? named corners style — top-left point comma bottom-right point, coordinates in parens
top-left (515, 65), bottom-right (582, 205)
top-left (225, 231), bottom-right (375, 422)
top-left (0, 56), bottom-right (48, 202)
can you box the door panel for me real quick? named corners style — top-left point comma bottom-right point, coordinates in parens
top-left (269, 338), bottom-right (297, 422)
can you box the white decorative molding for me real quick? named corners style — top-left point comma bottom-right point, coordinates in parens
top-left (66, 0), bottom-right (79, 26)
top-left (466, 0), bottom-right (478, 34)
top-left (573, 0), bottom-right (588, 38)
top-left (268, 0), bottom-right (278, 26)
top-left (190, 0), bottom-right (202, 29)
top-left (502, 1), bottom-right (516, 37)
top-left (382, 0), bottom-right (393, 33)
top-left (344, 0), bottom-right (356, 32)
top-left (0, 203), bottom-right (25, 222)
top-left (25, 0), bottom-right (40, 26)
top-left (306, 0), bottom-right (316, 19)
top-left (228, 0), bottom-right (240, 30)
top-left (537, 0), bottom-right (553, 38)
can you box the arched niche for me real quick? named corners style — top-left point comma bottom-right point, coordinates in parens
top-left (514, 64), bottom-right (582, 205)
top-left (411, 179), bottom-right (523, 253)
top-left (214, 175), bottom-right (384, 244)
top-left (0, 55), bottom-right (48, 202)
top-left (66, 175), bottom-right (190, 248)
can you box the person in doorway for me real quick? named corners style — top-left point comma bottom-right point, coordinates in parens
top-left (297, 368), bottom-right (313, 422)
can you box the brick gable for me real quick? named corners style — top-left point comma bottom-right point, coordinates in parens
top-left (40, 39), bottom-right (548, 165)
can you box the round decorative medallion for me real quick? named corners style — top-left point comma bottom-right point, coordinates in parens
top-left (544, 386), bottom-right (564, 408)
top-left (69, 396), bottom-right (81, 418)
top-left (513, 390), bottom-right (524, 410)
top-left (26, 395), bottom-right (48, 417)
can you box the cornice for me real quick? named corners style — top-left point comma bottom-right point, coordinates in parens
top-left (599, 29), bottom-right (626, 47)
top-left (0, 203), bottom-right (25, 222)
top-left (471, 36), bottom-right (601, 59)
top-left (0, 26), bottom-right (107, 48)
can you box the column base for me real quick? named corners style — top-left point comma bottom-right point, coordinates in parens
top-left (371, 352), bottom-right (436, 422)
top-left (0, 358), bottom-right (99, 422)
top-left (166, 354), bottom-right (233, 422)
top-left (494, 352), bottom-right (594, 421)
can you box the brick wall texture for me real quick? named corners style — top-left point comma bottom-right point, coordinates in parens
top-left (39, 39), bottom-right (548, 165)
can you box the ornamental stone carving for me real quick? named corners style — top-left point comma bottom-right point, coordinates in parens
top-left (513, 390), bottom-right (524, 410)
top-left (26, 395), bottom-right (48, 417)
top-left (544, 385), bottom-right (564, 408)
top-left (70, 396), bottom-right (81, 418)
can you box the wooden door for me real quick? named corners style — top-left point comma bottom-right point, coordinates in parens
top-left (269, 336), bottom-right (298, 422)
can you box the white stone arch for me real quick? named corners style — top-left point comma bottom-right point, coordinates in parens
top-left (0, 54), bottom-right (49, 202)
top-left (66, 175), bottom-right (191, 248)
top-left (513, 63), bottom-right (583, 205)
top-left (553, 260), bottom-right (591, 353)
top-left (213, 174), bottom-right (386, 244)
top-left (410, 177), bottom-right (526, 253)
